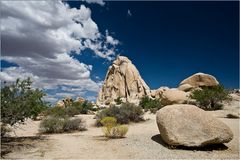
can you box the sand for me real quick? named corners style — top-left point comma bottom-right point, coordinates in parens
top-left (2, 102), bottom-right (240, 159)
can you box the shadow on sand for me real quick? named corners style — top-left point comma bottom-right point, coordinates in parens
top-left (1, 136), bottom-right (45, 158)
top-left (151, 134), bottom-right (228, 151)
top-left (92, 135), bottom-right (126, 141)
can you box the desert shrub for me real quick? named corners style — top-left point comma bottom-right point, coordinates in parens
top-left (44, 100), bottom-right (96, 118)
top-left (44, 107), bottom-right (66, 117)
top-left (67, 100), bottom-right (95, 114)
top-left (39, 116), bottom-right (86, 133)
top-left (100, 117), bottom-right (117, 127)
top-left (190, 85), bottom-right (231, 111)
top-left (95, 103), bottom-right (144, 126)
top-left (1, 78), bottom-right (49, 127)
top-left (114, 97), bottom-right (123, 105)
top-left (1, 124), bottom-right (12, 137)
top-left (139, 96), bottom-right (163, 113)
top-left (101, 117), bottom-right (128, 138)
top-left (63, 118), bottom-right (87, 132)
top-left (100, 117), bottom-right (117, 137)
top-left (79, 101), bottom-right (92, 113)
top-left (111, 125), bottom-right (128, 138)
top-left (65, 105), bottom-right (80, 117)
top-left (39, 116), bottom-right (66, 133)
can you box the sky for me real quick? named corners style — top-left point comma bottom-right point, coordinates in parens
top-left (1, 1), bottom-right (239, 103)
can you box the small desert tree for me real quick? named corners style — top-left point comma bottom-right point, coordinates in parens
top-left (139, 96), bottom-right (163, 113)
top-left (190, 85), bottom-right (231, 110)
top-left (1, 78), bottom-right (48, 126)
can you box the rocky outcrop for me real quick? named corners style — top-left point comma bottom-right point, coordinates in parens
top-left (56, 100), bottom-right (65, 107)
top-left (97, 56), bottom-right (150, 106)
top-left (178, 73), bottom-right (219, 91)
top-left (178, 84), bottom-right (193, 92)
top-left (56, 97), bottom-right (74, 107)
top-left (150, 87), bottom-right (169, 99)
top-left (75, 97), bottom-right (85, 103)
top-left (156, 104), bottom-right (233, 147)
top-left (150, 87), bottom-right (189, 105)
top-left (161, 89), bottom-right (189, 105)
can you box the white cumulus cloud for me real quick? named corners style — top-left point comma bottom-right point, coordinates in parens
top-left (0, 1), bottom-right (118, 103)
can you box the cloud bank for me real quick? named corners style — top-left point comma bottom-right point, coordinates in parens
top-left (0, 1), bottom-right (118, 103)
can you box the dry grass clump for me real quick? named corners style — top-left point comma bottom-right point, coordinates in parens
top-left (100, 117), bottom-right (128, 138)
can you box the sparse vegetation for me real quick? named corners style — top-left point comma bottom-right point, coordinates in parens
top-left (44, 107), bottom-right (67, 117)
top-left (63, 118), bottom-right (87, 132)
top-left (190, 85), bottom-right (231, 110)
top-left (95, 102), bottom-right (144, 126)
top-left (39, 116), bottom-right (86, 133)
top-left (44, 100), bottom-right (96, 117)
top-left (114, 97), bottom-right (123, 105)
top-left (100, 117), bottom-right (128, 138)
top-left (1, 78), bottom-right (49, 128)
top-left (1, 124), bottom-right (12, 137)
top-left (139, 96), bottom-right (163, 113)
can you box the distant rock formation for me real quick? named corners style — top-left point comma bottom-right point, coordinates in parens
top-left (75, 97), bottom-right (85, 103)
top-left (178, 72), bottom-right (219, 91)
top-left (55, 97), bottom-right (97, 109)
top-left (96, 56), bottom-right (151, 106)
top-left (55, 97), bottom-right (75, 107)
top-left (56, 100), bottom-right (65, 107)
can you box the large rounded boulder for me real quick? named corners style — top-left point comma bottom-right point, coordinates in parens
top-left (156, 104), bottom-right (233, 147)
top-left (178, 72), bottom-right (219, 91)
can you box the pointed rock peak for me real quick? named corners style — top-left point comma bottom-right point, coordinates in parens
top-left (97, 56), bottom-right (150, 106)
top-left (113, 55), bottom-right (132, 65)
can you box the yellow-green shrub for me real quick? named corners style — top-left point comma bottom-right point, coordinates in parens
top-left (100, 117), bottom-right (128, 138)
top-left (111, 125), bottom-right (128, 138)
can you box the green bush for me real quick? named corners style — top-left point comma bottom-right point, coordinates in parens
top-left (95, 103), bottom-right (144, 126)
top-left (63, 118), bottom-right (86, 132)
top-left (44, 107), bottom-right (66, 117)
top-left (39, 116), bottom-right (86, 133)
top-left (114, 97), bottom-right (123, 105)
top-left (190, 85), bottom-right (231, 111)
top-left (100, 117), bottom-right (128, 138)
top-left (1, 78), bottom-right (49, 127)
top-left (39, 116), bottom-right (66, 133)
top-left (100, 117), bottom-right (117, 127)
top-left (65, 105), bottom-right (81, 117)
top-left (44, 100), bottom-right (96, 118)
top-left (111, 125), bottom-right (128, 138)
top-left (139, 96), bottom-right (163, 113)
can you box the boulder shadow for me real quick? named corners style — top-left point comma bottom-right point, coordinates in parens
top-left (151, 134), bottom-right (228, 151)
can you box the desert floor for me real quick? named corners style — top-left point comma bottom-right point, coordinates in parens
top-left (2, 102), bottom-right (240, 159)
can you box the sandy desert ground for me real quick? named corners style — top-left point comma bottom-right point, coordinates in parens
top-left (2, 101), bottom-right (240, 159)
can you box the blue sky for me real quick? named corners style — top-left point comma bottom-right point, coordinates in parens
top-left (1, 1), bottom-right (239, 103)
top-left (72, 1), bottom-right (239, 87)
